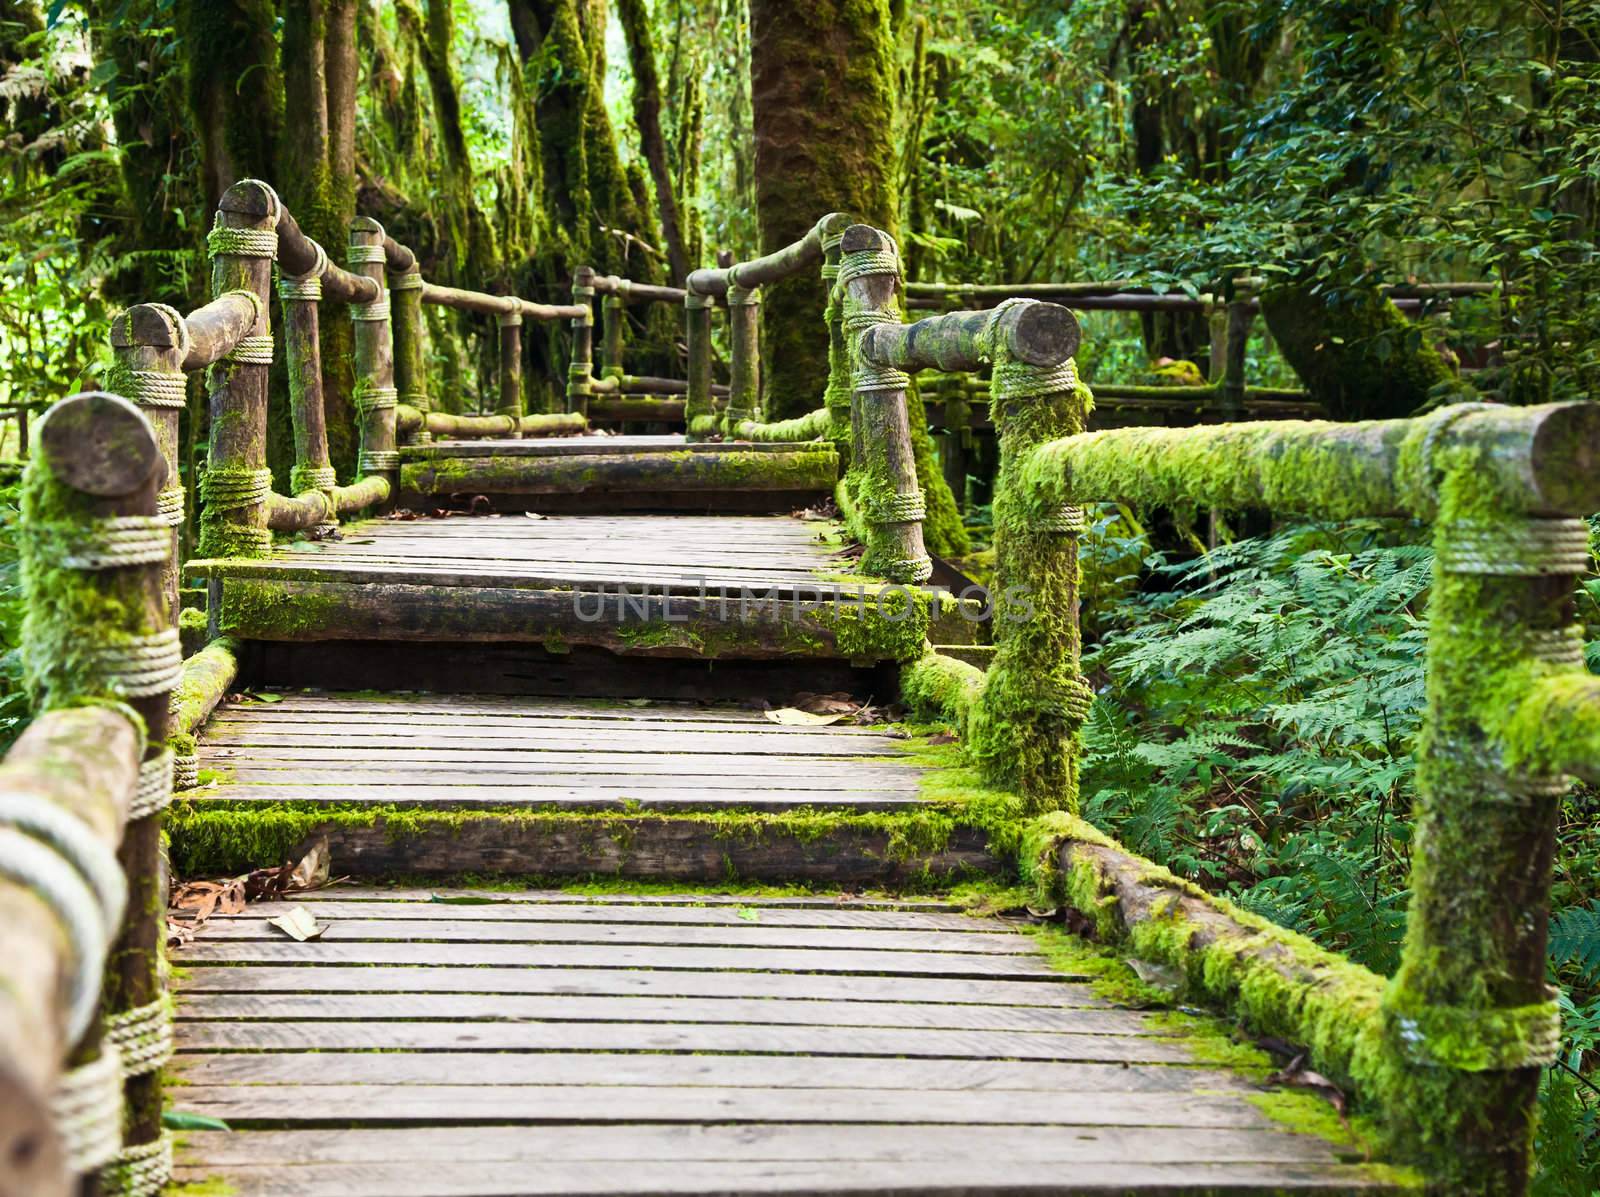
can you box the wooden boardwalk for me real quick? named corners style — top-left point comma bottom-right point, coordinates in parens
top-left (168, 891), bottom-right (1401, 1196)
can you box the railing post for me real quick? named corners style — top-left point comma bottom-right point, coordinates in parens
top-left (938, 372), bottom-right (969, 511)
top-left (348, 217), bottom-right (399, 496)
top-left (107, 306), bottom-right (188, 621)
top-left (967, 301), bottom-right (1092, 809)
top-left (198, 179), bottom-right (276, 559)
top-left (390, 263), bottom-right (431, 443)
top-left (836, 226), bottom-right (930, 584)
top-left (820, 214), bottom-right (853, 453)
top-left (723, 282), bottom-right (761, 435)
top-left (1218, 280), bottom-right (1252, 422)
top-left (567, 266), bottom-right (595, 418)
top-left (599, 287), bottom-right (627, 381)
top-left (683, 290), bottom-right (716, 440)
top-left (497, 311), bottom-right (524, 422)
top-left (278, 241), bottom-right (339, 534)
top-left (20, 392), bottom-right (179, 1197)
top-left (1379, 420), bottom-right (1580, 1193)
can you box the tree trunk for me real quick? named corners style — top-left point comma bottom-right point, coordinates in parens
top-left (177, 0), bottom-right (283, 211)
top-left (618, 0), bottom-right (689, 283)
top-left (748, 0), bottom-right (898, 423)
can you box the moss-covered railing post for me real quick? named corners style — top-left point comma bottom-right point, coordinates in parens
top-left (598, 287), bottom-right (627, 383)
top-left (966, 302), bottom-right (1091, 808)
top-left (390, 263), bottom-right (430, 444)
top-left (836, 224), bottom-right (929, 584)
top-left (21, 391), bottom-right (180, 1197)
top-left (497, 310), bottom-right (524, 421)
top-left (198, 179), bottom-right (276, 559)
top-left (820, 213), bottom-right (853, 454)
top-left (107, 305), bottom-right (189, 623)
top-left (1378, 418), bottom-right (1589, 1191)
top-left (1218, 280), bottom-right (1253, 422)
top-left (683, 289), bottom-right (716, 440)
top-left (722, 282), bottom-right (761, 435)
top-left (567, 266), bottom-right (595, 419)
top-left (347, 217), bottom-right (399, 503)
top-left (278, 240), bottom-right (339, 535)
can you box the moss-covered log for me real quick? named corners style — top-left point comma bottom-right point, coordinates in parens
top-left (400, 446), bottom-right (837, 498)
top-left (1019, 402), bottom-right (1600, 522)
top-left (1261, 283), bottom-right (1465, 421)
top-left (203, 574), bottom-right (930, 664)
top-left (394, 406), bottom-right (586, 440)
top-left (748, 0), bottom-right (898, 421)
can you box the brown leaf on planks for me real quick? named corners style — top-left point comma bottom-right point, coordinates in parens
top-left (385, 508), bottom-right (422, 521)
top-left (168, 840), bottom-right (335, 948)
top-left (267, 905), bottom-right (325, 942)
top-left (1266, 1053), bottom-right (1350, 1119)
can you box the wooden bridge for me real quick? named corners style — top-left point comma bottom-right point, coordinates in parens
top-left (3, 179), bottom-right (1597, 1197)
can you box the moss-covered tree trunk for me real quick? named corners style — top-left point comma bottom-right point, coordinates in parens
top-left (618, 0), bottom-right (690, 284)
top-left (748, 0), bottom-right (897, 422)
top-left (276, 0), bottom-right (360, 478)
top-left (1259, 285), bottom-right (1460, 421)
top-left (177, 0), bottom-right (282, 211)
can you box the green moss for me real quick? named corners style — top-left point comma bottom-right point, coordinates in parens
top-left (811, 584), bottom-right (930, 662)
top-left (165, 1181), bottom-right (237, 1197)
top-left (401, 447), bottom-right (837, 497)
top-left (900, 648), bottom-right (984, 731)
top-left (217, 583), bottom-right (344, 640)
top-left (1138, 359), bottom-right (1207, 388)
top-left (734, 406), bottom-right (831, 443)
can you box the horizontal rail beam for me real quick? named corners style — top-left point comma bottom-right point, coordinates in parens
top-left (1020, 401), bottom-right (1600, 520)
top-left (861, 303), bottom-right (1080, 373)
top-left (687, 212), bottom-right (848, 297)
top-left (420, 282), bottom-right (586, 323)
top-left (275, 206), bottom-right (379, 305)
top-left (588, 274), bottom-right (688, 304)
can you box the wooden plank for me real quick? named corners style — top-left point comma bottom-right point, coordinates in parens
top-left (192, 919), bottom-right (1036, 955)
top-left (176, 993), bottom-right (1137, 1030)
top-left (172, 1123), bottom-right (1336, 1167)
top-left (163, 1085), bottom-right (1253, 1132)
top-left (200, 727), bottom-right (906, 754)
top-left (172, 942), bottom-right (1057, 977)
top-left (174, 1021), bottom-right (1186, 1061)
top-left (209, 709), bottom-right (889, 732)
top-left (168, 1050), bottom-right (1240, 1093)
top-left (188, 786), bottom-right (925, 813)
top-left (173, 966), bottom-right (1083, 1004)
top-left (284, 890), bottom-right (966, 911)
top-left (201, 766), bottom-right (918, 789)
top-left (403, 436), bottom-right (815, 458)
top-left (211, 901), bottom-right (995, 932)
top-left (165, 1159), bottom-right (1402, 1196)
top-left (198, 749), bottom-right (915, 774)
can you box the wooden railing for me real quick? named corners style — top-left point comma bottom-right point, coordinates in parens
top-left (0, 391), bottom-right (191, 1197)
top-left (847, 220), bottom-right (1594, 1194)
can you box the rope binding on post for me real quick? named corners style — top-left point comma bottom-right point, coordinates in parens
top-left (51, 1045), bottom-right (123, 1173)
top-left (84, 628), bottom-right (184, 698)
top-left (359, 450), bottom-right (401, 473)
top-left (200, 465), bottom-right (272, 509)
top-left (55, 515), bottom-right (171, 571)
top-left (104, 992), bottom-right (175, 1077)
top-left (223, 334), bottom-right (274, 365)
top-left (129, 748), bottom-right (175, 821)
top-left (838, 237), bottom-right (911, 394)
top-left (103, 1132), bottom-right (175, 1197)
top-left (206, 215), bottom-right (277, 260)
top-left (389, 268), bottom-right (424, 291)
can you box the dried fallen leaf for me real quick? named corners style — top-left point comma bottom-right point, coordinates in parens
top-left (1267, 1053), bottom-right (1349, 1116)
top-left (765, 707), bottom-right (846, 726)
top-left (1125, 957), bottom-right (1184, 994)
top-left (268, 905), bottom-right (325, 942)
top-left (289, 836), bottom-right (331, 891)
top-left (524, 511), bottom-right (547, 520)
top-left (927, 730), bottom-right (959, 745)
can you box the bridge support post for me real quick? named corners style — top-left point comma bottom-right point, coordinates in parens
top-left (390, 264), bottom-right (431, 443)
top-left (819, 215), bottom-right (853, 456)
top-left (198, 179), bottom-right (278, 559)
top-left (108, 306), bottom-right (188, 622)
top-left (1379, 443), bottom-right (1579, 1194)
top-left (723, 283), bottom-right (762, 436)
top-left (567, 267), bottom-right (595, 419)
top-left (21, 392), bottom-right (179, 1197)
top-left (497, 311), bottom-right (524, 422)
top-left (837, 225), bottom-right (929, 584)
top-left (966, 302), bottom-right (1091, 809)
top-left (348, 217), bottom-right (400, 504)
top-left (599, 289), bottom-right (627, 382)
top-left (278, 243), bottom-right (339, 534)
top-left (683, 291), bottom-right (716, 440)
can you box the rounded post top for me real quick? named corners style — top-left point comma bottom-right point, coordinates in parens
top-left (349, 215), bottom-right (386, 241)
top-left (841, 224), bottom-right (895, 256)
top-left (110, 303), bottom-right (186, 351)
top-left (38, 392), bottom-right (164, 498)
top-left (220, 178), bottom-right (281, 226)
top-left (994, 301), bottom-right (1082, 367)
top-left (817, 212), bottom-right (854, 243)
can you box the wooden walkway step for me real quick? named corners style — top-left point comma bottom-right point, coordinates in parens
top-left (187, 512), bottom-right (956, 664)
top-left (398, 432), bottom-right (836, 514)
top-left (173, 691), bottom-right (998, 882)
top-left (168, 890), bottom-right (1404, 1196)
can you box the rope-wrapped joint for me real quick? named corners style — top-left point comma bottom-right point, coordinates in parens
top-left (356, 386), bottom-right (399, 414)
top-left (117, 369), bottom-right (187, 410)
top-left (389, 267), bottom-right (424, 291)
top-left (864, 490), bottom-right (927, 525)
top-left (498, 310), bottom-right (523, 327)
top-left (1437, 517), bottom-right (1591, 577)
top-left (358, 450), bottom-right (401, 474)
top-left (223, 333), bottom-right (274, 366)
top-left (684, 291), bottom-right (713, 310)
top-left (291, 464), bottom-right (339, 494)
top-left (55, 515), bottom-right (171, 571)
top-left (173, 753), bottom-right (199, 791)
top-left (200, 465), bottom-right (272, 510)
top-left (102, 1132), bottom-right (174, 1197)
top-left (104, 992), bottom-right (175, 1078)
top-left (346, 244), bottom-right (388, 267)
top-left (129, 748), bottom-right (175, 821)
top-left (350, 294), bottom-right (391, 323)
top-left (51, 1046), bottom-right (123, 1173)
top-left (83, 628), bottom-right (184, 699)
top-left (155, 486), bottom-right (184, 528)
top-left (1387, 993), bottom-right (1562, 1072)
top-left (206, 216), bottom-right (277, 261)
